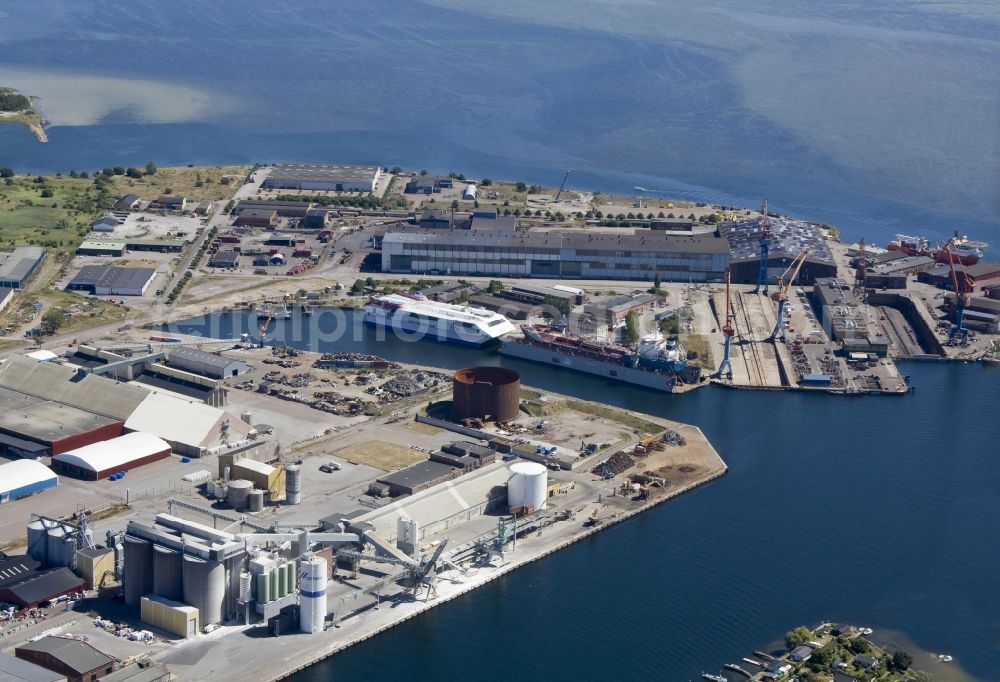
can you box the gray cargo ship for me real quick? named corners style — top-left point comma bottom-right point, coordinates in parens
top-left (499, 325), bottom-right (700, 392)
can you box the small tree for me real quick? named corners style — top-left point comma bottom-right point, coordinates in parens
top-left (515, 181), bottom-right (527, 192)
top-left (784, 626), bottom-right (813, 650)
top-left (487, 280), bottom-right (503, 293)
top-left (481, 178), bottom-right (492, 186)
top-left (625, 311), bottom-right (641, 344)
top-left (42, 308), bottom-right (66, 331)
top-left (891, 650), bottom-right (912, 671)
top-left (351, 279), bottom-right (366, 294)
top-left (145, 161), bottom-right (157, 175)
top-left (654, 273), bottom-right (662, 291)
top-left (0, 167), bottom-right (14, 178)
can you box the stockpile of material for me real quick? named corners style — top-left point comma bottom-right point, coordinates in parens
top-left (592, 451), bottom-right (635, 476)
top-left (661, 429), bottom-right (686, 446)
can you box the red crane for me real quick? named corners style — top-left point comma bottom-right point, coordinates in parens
top-left (853, 238), bottom-right (868, 301)
top-left (945, 241), bottom-right (973, 346)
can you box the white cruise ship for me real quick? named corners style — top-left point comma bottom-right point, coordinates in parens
top-left (363, 293), bottom-right (516, 346)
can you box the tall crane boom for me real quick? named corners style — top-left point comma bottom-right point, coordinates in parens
top-left (716, 271), bottom-right (735, 379)
top-left (554, 171), bottom-right (570, 202)
top-left (770, 248), bottom-right (811, 342)
top-left (752, 199), bottom-right (772, 295)
top-left (945, 242), bottom-right (972, 346)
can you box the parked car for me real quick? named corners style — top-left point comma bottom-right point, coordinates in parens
top-left (319, 461), bottom-right (342, 473)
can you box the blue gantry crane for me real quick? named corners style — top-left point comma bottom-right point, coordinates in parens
top-left (752, 199), bottom-right (772, 295)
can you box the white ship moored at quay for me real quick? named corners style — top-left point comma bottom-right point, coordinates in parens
top-left (363, 293), bottom-right (516, 346)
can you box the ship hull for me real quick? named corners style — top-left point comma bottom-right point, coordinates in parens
top-left (500, 340), bottom-right (675, 392)
top-left (363, 314), bottom-right (495, 347)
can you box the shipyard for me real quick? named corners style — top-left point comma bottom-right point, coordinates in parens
top-left (0, 161), bottom-right (996, 682)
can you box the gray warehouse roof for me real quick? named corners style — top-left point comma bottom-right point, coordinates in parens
top-left (378, 460), bottom-right (458, 489)
top-left (168, 346), bottom-right (242, 370)
top-left (266, 163), bottom-right (380, 184)
top-left (0, 355), bottom-right (149, 421)
top-left (4, 569), bottom-right (84, 607)
top-left (0, 652), bottom-right (66, 682)
top-left (384, 228), bottom-right (730, 254)
top-left (70, 266), bottom-right (156, 292)
top-left (15, 634), bottom-right (110, 676)
top-left (0, 386), bottom-right (120, 442)
top-left (0, 247), bottom-right (45, 283)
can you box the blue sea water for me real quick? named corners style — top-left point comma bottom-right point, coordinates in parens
top-left (1, 1), bottom-right (998, 244)
top-left (3, 2), bottom-right (1000, 677)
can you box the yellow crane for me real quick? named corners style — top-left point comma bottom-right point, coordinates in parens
top-left (770, 248), bottom-right (811, 342)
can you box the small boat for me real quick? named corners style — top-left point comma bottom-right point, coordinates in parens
top-left (937, 654), bottom-right (954, 662)
top-left (859, 627), bottom-right (873, 635)
top-left (702, 674), bottom-right (727, 682)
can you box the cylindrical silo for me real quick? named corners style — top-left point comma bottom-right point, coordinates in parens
top-left (27, 520), bottom-right (48, 566)
top-left (239, 572), bottom-right (252, 603)
top-left (123, 537), bottom-right (154, 607)
top-left (183, 556), bottom-right (225, 627)
top-left (269, 568), bottom-right (278, 601)
top-left (285, 466), bottom-right (301, 505)
top-left (507, 462), bottom-right (548, 511)
top-left (288, 563), bottom-right (297, 593)
top-left (240, 410), bottom-right (253, 426)
top-left (452, 367), bottom-right (521, 422)
top-left (227, 480), bottom-right (253, 510)
top-left (248, 490), bottom-right (264, 512)
top-left (256, 571), bottom-right (270, 604)
top-left (152, 546), bottom-right (183, 601)
top-left (62, 531), bottom-right (79, 571)
top-left (46, 525), bottom-right (67, 568)
top-left (299, 556), bottom-right (327, 634)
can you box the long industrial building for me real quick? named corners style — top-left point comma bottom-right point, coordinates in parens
top-left (263, 163), bottom-right (381, 193)
top-left (381, 228), bottom-right (731, 281)
top-left (51, 432), bottom-right (172, 480)
top-left (720, 215), bottom-right (838, 285)
top-left (0, 246), bottom-right (46, 289)
top-left (0, 459), bottom-right (58, 502)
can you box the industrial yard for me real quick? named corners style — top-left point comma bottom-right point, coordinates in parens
top-left (0, 338), bottom-right (724, 681)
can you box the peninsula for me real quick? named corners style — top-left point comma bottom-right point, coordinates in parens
top-left (0, 86), bottom-right (47, 142)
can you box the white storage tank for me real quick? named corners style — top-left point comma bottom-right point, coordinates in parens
top-left (299, 556), bottom-right (327, 634)
top-left (239, 572), bottom-right (252, 603)
top-left (240, 410), bottom-right (253, 426)
top-left (507, 462), bottom-right (548, 512)
top-left (248, 490), bottom-right (265, 512)
top-left (285, 465), bottom-right (301, 505)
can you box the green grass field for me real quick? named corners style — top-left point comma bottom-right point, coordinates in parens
top-left (0, 174), bottom-right (99, 258)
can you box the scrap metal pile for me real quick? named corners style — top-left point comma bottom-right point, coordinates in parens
top-left (592, 450), bottom-right (636, 477)
top-left (661, 428), bottom-right (686, 446)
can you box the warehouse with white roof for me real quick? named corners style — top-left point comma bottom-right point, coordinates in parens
top-left (51, 432), bottom-right (171, 480)
top-left (124, 392), bottom-right (256, 457)
top-left (0, 459), bottom-right (58, 502)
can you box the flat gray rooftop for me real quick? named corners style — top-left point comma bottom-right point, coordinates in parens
top-left (377, 459), bottom-right (458, 488)
top-left (0, 386), bottom-right (119, 443)
top-left (265, 163), bottom-right (380, 184)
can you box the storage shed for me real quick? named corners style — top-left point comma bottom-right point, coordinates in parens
top-left (140, 595), bottom-right (199, 638)
top-left (51, 432), bottom-right (171, 480)
top-left (166, 346), bottom-right (251, 379)
top-left (15, 636), bottom-right (114, 682)
top-left (0, 459), bottom-right (58, 502)
top-left (230, 458), bottom-right (285, 498)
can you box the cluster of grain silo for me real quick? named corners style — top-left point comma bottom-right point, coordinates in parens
top-left (26, 517), bottom-right (92, 570)
top-left (452, 366), bottom-right (521, 422)
top-left (124, 514), bottom-right (246, 633)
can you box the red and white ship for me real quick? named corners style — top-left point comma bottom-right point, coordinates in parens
top-left (887, 233), bottom-right (987, 266)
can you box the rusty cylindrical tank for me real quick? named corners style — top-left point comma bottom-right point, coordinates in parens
top-left (452, 366), bottom-right (521, 422)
